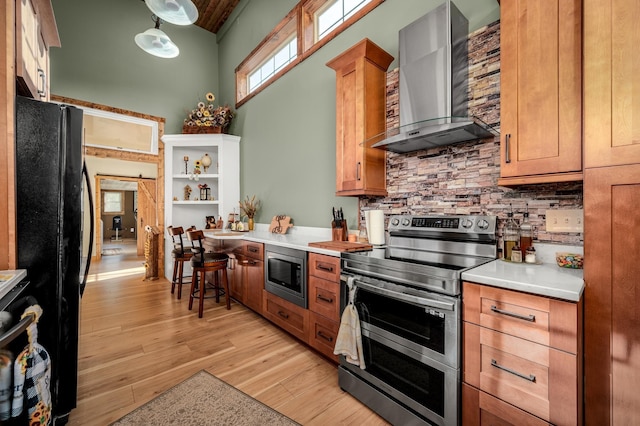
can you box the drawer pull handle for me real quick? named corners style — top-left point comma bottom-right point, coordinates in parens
top-left (277, 310), bottom-right (289, 319)
top-left (317, 263), bottom-right (335, 273)
top-left (248, 246), bottom-right (259, 253)
top-left (317, 331), bottom-right (333, 342)
top-left (317, 294), bottom-right (334, 304)
top-left (490, 305), bottom-right (535, 322)
top-left (491, 359), bottom-right (536, 382)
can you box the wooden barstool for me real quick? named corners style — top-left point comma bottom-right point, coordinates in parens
top-left (167, 226), bottom-right (193, 299)
top-left (187, 229), bottom-right (230, 318)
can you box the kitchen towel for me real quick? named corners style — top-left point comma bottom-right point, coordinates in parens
top-left (333, 276), bottom-right (366, 369)
top-left (365, 210), bottom-right (385, 245)
top-left (0, 350), bottom-right (11, 420)
top-left (12, 304), bottom-right (51, 425)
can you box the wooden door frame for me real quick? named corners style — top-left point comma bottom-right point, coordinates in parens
top-left (94, 175), bottom-right (157, 259)
top-left (51, 95), bottom-right (166, 278)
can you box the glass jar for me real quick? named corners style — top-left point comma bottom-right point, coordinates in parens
top-left (358, 225), bottom-right (368, 243)
top-left (511, 243), bottom-right (522, 263)
top-left (519, 211), bottom-right (533, 256)
top-left (503, 211), bottom-right (519, 260)
top-left (525, 246), bottom-right (537, 264)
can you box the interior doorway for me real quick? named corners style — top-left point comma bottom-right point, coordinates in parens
top-left (94, 176), bottom-right (157, 260)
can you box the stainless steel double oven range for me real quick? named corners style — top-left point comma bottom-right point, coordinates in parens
top-left (339, 214), bottom-right (497, 426)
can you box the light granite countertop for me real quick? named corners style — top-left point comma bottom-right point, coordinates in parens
top-left (204, 224), bottom-right (343, 257)
top-left (205, 226), bottom-right (585, 302)
top-left (461, 243), bottom-right (584, 302)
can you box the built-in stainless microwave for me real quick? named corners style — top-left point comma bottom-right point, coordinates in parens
top-left (264, 244), bottom-right (307, 308)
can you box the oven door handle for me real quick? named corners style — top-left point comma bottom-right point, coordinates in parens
top-left (353, 279), bottom-right (455, 312)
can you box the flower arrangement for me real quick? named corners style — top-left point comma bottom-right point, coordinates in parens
top-left (183, 92), bottom-right (234, 134)
top-left (239, 195), bottom-right (260, 219)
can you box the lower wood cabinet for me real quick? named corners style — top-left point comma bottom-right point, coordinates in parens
top-left (307, 311), bottom-right (339, 360)
top-left (307, 253), bottom-right (341, 362)
top-left (462, 282), bottom-right (582, 426)
top-left (230, 247), bottom-right (342, 363)
top-left (230, 241), bottom-right (263, 314)
top-left (263, 290), bottom-right (309, 342)
top-left (308, 275), bottom-right (340, 320)
top-left (464, 323), bottom-right (577, 424)
top-left (462, 383), bottom-right (551, 426)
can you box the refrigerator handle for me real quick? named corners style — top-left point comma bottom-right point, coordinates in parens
top-left (81, 162), bottom-right (94, 296)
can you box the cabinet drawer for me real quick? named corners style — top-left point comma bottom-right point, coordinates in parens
top-left (243, 241), bottom-right (264, 260)
top-left (308, 311), bottom-right (339, 363)
top-left (263, 291), bottom-right (308, 341)
top-left (308, 253), bottom-right (340, 282)
top-left (464, 323), bottom-right (577, 425)
top-left (462, 383), bottom-right (551, 426)
top-left (308, 276), bottom-right (340, 321)
top-left (463, 282), bottom-right (578, 354)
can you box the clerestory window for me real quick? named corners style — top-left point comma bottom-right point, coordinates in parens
top-left (235, 0), bottom-right (384, 107)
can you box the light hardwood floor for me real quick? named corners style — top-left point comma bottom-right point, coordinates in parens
top-left (68, 252), bottom-right (389, 425)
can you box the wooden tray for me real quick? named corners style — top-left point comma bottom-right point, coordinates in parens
top-left (308, 241), bottom-right (373, 252)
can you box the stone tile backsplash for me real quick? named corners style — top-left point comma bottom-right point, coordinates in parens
top-left (361, 20), bottom-right (583, 247)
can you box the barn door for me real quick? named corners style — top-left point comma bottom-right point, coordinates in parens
top-left (136, 179), bottom-right (157, 256)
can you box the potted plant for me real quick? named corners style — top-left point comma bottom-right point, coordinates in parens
top-left (182, 92), bottom-right (234, 134)
top-left (239, 195), bottom-right (260, 231)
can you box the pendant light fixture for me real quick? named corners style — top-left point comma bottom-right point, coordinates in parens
top-left (144, 0), bottom-right (198, 26)
top-left (135, 15), bottom-right (180, 58)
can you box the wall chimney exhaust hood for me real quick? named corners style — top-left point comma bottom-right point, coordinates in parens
top-left (372, 0), bottom-right (498, 153)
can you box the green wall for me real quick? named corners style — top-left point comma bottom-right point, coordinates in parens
top-left (50, 0), bottom-right (499, 230)
top-left (216, 0), bottom-right (499, 229)
top-left (50, 0), bottom-right (219, 132)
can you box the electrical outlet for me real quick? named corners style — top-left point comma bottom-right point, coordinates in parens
top-left (546, 209), bottom-right (584, 233)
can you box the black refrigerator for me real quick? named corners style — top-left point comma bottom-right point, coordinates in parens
top-left (14, 96), bottom-right (93, 425)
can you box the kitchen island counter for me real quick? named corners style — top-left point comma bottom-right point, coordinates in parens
top-left (203, 225), bottom-right (343, 257)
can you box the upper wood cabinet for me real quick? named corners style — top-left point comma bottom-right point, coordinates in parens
top-left (16, 0), bottom-right (60, 101)
top-left (327, 39), bottom-right (393, 197)
top-left (584, 0), bottom-right (640, 168)
top-left (499, 0), bottom-right (582, 185)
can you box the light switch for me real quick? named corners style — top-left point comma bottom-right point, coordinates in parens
top-left (546, 209), bottom-right (584, 233)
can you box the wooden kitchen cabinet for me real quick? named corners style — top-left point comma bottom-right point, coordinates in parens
top-left (462, 282), bottom-right (582, 426)
top-left (326, 38), bottom-right (393, 197)
top-left (462, 383), bottom-right (551, 426)
top-left (15, 0), bottom-right (60, 101)
top-left (231, 241), bottom-right (264, 314)
top-left (584, 165), bottom-right (640, 425)
top-left (584, 0), bottom-right (640, 168)
top-left (307, 253), bottom-right (341, 362)
top-left (499, 0), bottom-right (582, 185)
top-left (263, 290), bottom-right (309, 342)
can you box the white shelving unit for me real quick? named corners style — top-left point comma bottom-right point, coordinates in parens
top-left (162, 133), bottom-right (240, 279)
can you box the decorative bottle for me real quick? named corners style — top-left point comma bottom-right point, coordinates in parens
top-left (519, 204), bottom-right (533, 256)
top-left (503, 207), bottom-right (519, 261)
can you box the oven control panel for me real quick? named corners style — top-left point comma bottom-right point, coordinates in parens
top-left (388, 214), bottom-right (496, 235)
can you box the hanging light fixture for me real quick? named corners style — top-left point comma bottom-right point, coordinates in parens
top-left (144, 0), bottom-right (198, 26)
top-left (135, 15), bottom-right (179, 58)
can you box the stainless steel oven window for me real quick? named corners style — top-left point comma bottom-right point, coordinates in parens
top-left (340, 333), bottom-right (459, 426)
top-left (347, 275), bottom-right (461, 369)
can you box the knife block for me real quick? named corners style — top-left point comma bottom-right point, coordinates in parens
top-left (331, 220), bottom-right (348, 241)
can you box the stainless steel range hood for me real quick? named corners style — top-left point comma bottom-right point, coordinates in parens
top-left (372, 0), bottom-right (498, 153)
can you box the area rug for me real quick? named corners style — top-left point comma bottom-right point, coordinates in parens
top-left (110, 370), bottom-right (299, 425)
